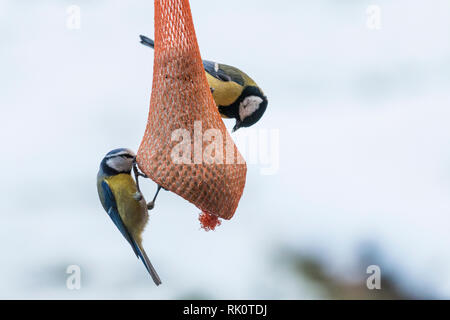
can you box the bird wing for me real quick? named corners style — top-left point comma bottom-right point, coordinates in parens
top-left (203, 60), bottom-right (232, 82)
top-left (101, 180), bottom-right (140, 257)
top-left (132, 240), bottom-right (162, 286)
top-left (101, 180), bottom-right (162, 285)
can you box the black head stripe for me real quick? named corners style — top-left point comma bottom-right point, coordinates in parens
top-left (100, 158), bottom-right (120, 176)
top-left (105, 152), bottom-right (135, 160)
top-left (121, 154), bottom-right (135, 159)
top-left (101, 148), bottom-right (135, 175)
top-left (218, 86), bottom-right (267, 122)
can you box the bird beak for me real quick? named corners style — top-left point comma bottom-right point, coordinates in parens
top-left (232, 120), bottom-right (242, 133)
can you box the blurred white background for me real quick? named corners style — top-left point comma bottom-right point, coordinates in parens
top-left (1, 0), bottom-right (450, 299)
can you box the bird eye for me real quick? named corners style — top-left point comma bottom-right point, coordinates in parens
top-left (120, 154), bottom-right (134, 159)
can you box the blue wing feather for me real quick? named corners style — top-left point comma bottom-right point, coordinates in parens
top-left (101, 180), bottom-right (139, 257)
top-left (100, 179), bottom-right (162, 285)
top-left (131, 237), bottom-right (162, 285)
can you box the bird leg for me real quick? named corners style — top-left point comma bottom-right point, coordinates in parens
top-left (132, 158), bottom-right (165, 211)
top-left (132, 157), bottom-right (147, 194)
top-left (147, 185), bottom-right (163, 210)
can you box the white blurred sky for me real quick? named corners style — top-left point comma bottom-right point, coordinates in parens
top-left (1, 0), bottom-right (450, 299)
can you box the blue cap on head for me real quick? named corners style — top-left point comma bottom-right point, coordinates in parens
top-left (100, 148), bottom-right (136, 176)
top-left (105, 148), bottom-right (136, 158)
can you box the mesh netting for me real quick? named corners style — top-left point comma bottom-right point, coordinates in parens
top-left (137, 0), bottom-right (247, 220)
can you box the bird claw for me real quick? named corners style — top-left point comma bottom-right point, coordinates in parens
top-left (132, 157), bottom-right (148, 193)
top-left (133, 192), bottom-right (143, 201)
top-left (131, 158), bottom-right (161, 212)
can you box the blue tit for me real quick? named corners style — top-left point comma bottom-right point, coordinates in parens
top-left (97, 148), bottom-right (162, 286)
top-left (140, 35), bottom-right (268, 132)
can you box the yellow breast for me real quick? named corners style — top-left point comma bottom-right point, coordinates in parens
top-left (105, 174), bottom-right (148, 242)
top-left (206, 72), bottom-right (244, 111)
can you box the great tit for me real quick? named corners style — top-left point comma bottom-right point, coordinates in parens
top-left (140, 35), bottom-right (268, 132)
top-left (97, 148), bottom-right (162, 286)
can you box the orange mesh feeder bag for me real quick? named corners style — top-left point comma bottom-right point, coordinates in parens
top-left (137, 0), bottom-right (247, 226)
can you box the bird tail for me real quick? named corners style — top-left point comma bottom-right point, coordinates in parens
top-left (140, 35), bottom-right (155, 49)
top-left (133, 239), bottom-right (162, 286)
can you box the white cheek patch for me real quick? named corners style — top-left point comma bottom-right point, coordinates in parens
top-left (239, 96), bottom-right (264, 121)
top-left (106, 157), bottom-right (131, 172)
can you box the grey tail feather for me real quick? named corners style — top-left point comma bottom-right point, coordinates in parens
top-left (135, 240), bottom-right (162, 286)
top-left (140, 35), bottom-right (155, 49)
